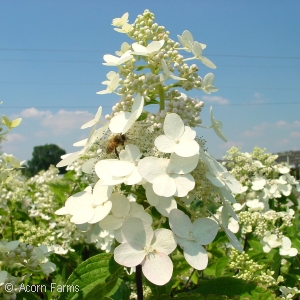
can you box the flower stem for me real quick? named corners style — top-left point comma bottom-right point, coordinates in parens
top-left (136, 264), bottom-right (144, 300)
top-left (158, 84), bottom-right (165, 111)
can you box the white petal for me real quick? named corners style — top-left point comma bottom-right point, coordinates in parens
top-left (110, 160), bottom-right (135, 177)
top-left (55, 207), bottom-right (68, 215)
top-left (133, 211), bottom-right (153, 225)
top-left (145, 183), bottom-right (160, 206)
top-left (175, 139), bottom-right (199, 157)
top-left (155, 197), bottom-right (177, 217)
top-left (200, 56), bottom-right (216, 69)
top-left (147, 40), bottom-right (164, 53)
top-left (82, 158), bottom-right (97, 174)
top-left (110, 194), bottom-right (130, 218)
top-left (163, 113), bottom-right (184, 139)
top-left (56, 151), bottom-right (82, 167)
top-left (124, 167), bottom-right (143, 185)
top-left (173, 174), bottom-right (195, 197)
top-left (153, 174), bottom-right (177, 197)
top-left (142, 252), bottom-right (173, 286)
top-left (109, 111), bottom-right (131, 133)
top-left (193, 218), bottom-right (218, 245)
top-left (155, 135), bottom-right (177, 153)
top-left (114, 243), bottom-right (145, 267)
top-left (119, 144), bottom-right (141, 162)
top-left (3, 241), bottom-right (20, 251)
top-left (99, 215), bottom-right (123, 230)
top-left (121, 218), bottom-right (153, 247)
top-left (225, 228), bottom-right (244, 252)
top-left (182, 126), bottom-right (196, 139)
top-left (151, 229), bottom-right (177, 255)
top-left (168, 153), bottom-right (199, 174)
top-left (93, 181), bottom-right (113, 203)
top-left (210, 107), bottom-right (227, 142)
top-left (89, 201), bottom-right (112, 223)
top-left (131, 94), bottom-right (144, 114)
top-left (169, 209), bottom-right (192, 239)
top-left (183, 241), bottom-right (208, 270)
top-left (206, 171), bottom-right (224, 188)
top-left (138, 157), bottom-right (169, 183)
top-left (0, 271), bottom-right (8, 285)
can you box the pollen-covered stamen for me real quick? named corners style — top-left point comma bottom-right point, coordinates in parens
top-left (144, 245), bottom-right (156, 259)
top-left (186, 230), bottom-right (195, 242)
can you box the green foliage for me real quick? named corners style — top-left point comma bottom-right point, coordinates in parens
top-left (25, 144), bottom-right (66, 177)
top-left (57, 253), bottom-right (124, 300)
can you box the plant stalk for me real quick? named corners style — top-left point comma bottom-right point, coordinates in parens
top-left (136, 264), bottom-right (143, 300)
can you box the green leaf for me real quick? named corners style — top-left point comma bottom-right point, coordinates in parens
top-left (215, 257), bottom-right (229, 277)
top-left (144, 98), bottom-right (160, 106)
top-left (270, 250), bottom-right (281, 277)
top-left (145, 277), bottom-right (173, 298)
top-left (57, 253), bottom-right (123, 300)
top-left (106, 279), bottom-right (130, 300)
top-left (148, 293), bottom-right (206, 300)
top-left (16, 292), bottom-right (41, 300)
top-left (190, 277), bottom-right (257, 298)
top-left (137, 112), bottom-right (148, 121)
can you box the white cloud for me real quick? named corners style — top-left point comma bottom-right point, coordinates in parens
top-left (276, 121), bottom-right (287, 128)
top-left (40, 109), bottom-right (94, 134)
top-left (278, 139), bottom-right (290, 145)
top-left (252, 92), bottom-right (268, 104)
top-left (290, 132), bottom-right (300, 138)
top-left (202, 95), bottom-right (229, 105)
top-left (5, 133), bottom-right (27, 143)
top-left (241, 122), bottom-right (270, 137)
top-left (20, 107), bottom-right (52, 119)
top-left (220, 141), bottom-right (244, 150)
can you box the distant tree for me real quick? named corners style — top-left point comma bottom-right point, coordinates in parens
top-left (25, 144), bottom-right (66, 177)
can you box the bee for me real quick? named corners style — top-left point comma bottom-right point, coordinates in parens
top-left (106, 134), bottom-right (126, 158)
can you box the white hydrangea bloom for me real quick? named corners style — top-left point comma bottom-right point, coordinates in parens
top-left (138, 153), bottom-right (199, 197)
top-left (160, 59), bottom-right (186, 82)
top-left (34, 245), bottom-right (56, 275)
top-left (112, 12), bottom-right (129, 27)
top-left (200, 149), bottom-right (241, 194)
top-left (279, 237), bottom-right (298, 257)
top-left (102, 52), bottom-right (132, 66)
top-left (97, 73), bottom-right (120, 94)
top-left (169, 209), bottom-right (218, 270)
top-left (95, 144), bottom-right (143, 185)
top-left (114, 217), bottom-right (177, 285)
top-left (155, 113), bottom-right (199, 157)
top-left (109, 94), bottom-right (144, 134)
top-left (55, 182), bottom-right (113, 224)
top-left (210, 107), bottom-right (227, 142)
top-left (81, 106), bottom-right (102, 129)
top-left (177, 30), bottom-right (197, 52)
top-left (0, 241), bottom-right (19, 252)
top-left (190, 41), bottom-right (216, 69)
top-left (201, 73), bottom-right (218, 94)
top-left (115, 42), bottom-right (131, 56)
top-left (251, 177), bottom-right (267, 191)
top-left (246, 199), bottom-right (264, 211)
top-left (99, 193), bottom-right (152, 234)
top-left (131, 40), bottom-right (164, 56)
top-left (261, 231), bottom-right (281, 253)
top-left (144, 182), bottom-right (177, 217)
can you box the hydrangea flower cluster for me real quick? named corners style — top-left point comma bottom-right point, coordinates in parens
top-left (223, 147), bottom-right (299, 256)
top-left (56, 10), bottom-right (243, 286)
top-left (222, 147), bottom-right (300, 297)
top-left (0, 241), bottom-right (56, 299)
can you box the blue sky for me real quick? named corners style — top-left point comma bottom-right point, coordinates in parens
top-left (1, 1), bottom-right (300, 162)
